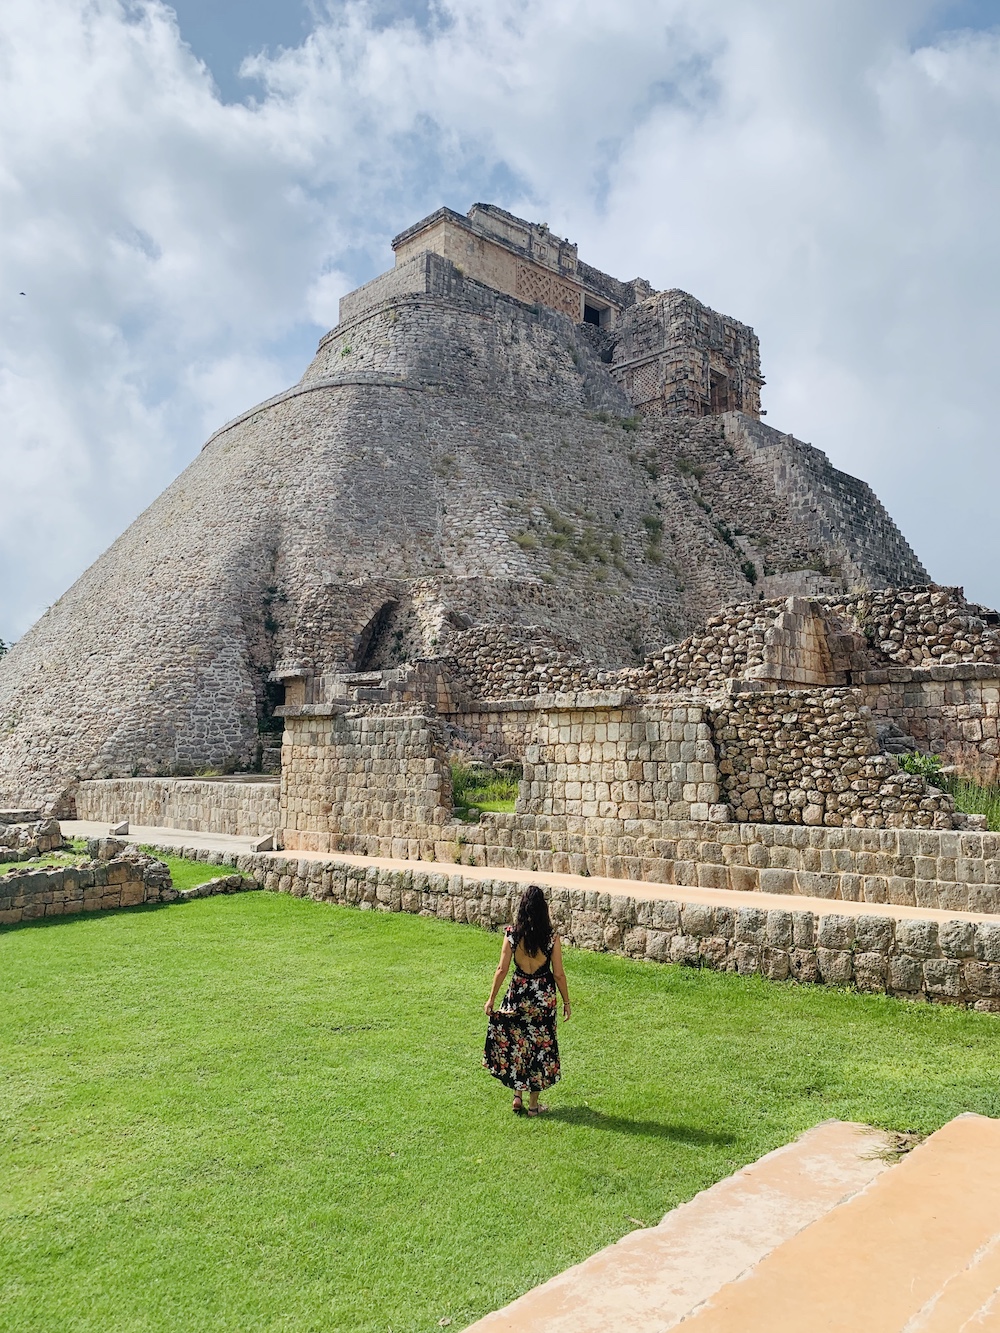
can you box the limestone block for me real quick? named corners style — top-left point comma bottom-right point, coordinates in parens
top-left (896, 918), bottom-right (940, 958)
top-left (854, 952), bottom-right (888, 992)
top-left (817, 914), bottom-right (856, 951)
top-left (733, 942), bottom-right (761, 974)
top-left (938, 918), bottom-right (976, 958)
top-left (816, 948), bottom-right (853, 985)
top-left (889, 955), bottom-right (924, 992)
top-left (923, 958), bottom-right (962, 997)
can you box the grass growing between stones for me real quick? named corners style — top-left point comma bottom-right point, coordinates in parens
top-left (2, 893), bottom-right (1000, 1332)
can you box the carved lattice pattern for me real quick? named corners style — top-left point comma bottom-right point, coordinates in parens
top-left (515, 263), bottom-right (580, 319)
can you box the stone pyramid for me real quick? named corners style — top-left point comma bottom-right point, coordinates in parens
top-left (0, 204), bottom-right (926, 809)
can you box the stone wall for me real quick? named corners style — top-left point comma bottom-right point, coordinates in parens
top-left (146, 845), bottom-right (1000, 1013)
top-left (279, 696), bottom-right (725, 853)
top-left (76, 778), bottom-right (280, 839)
top-left (276, 806), bottom-right (1000, 917)
top-left (833, 586), bottom-right (1000, 668)
top-left (0, 849), bottom-right (174, 924)
top-left (517, 699), bottom-right (721, 822)
top-left (280, 706), bottom-right (453, 851)
top-left (713, 687), bottom-right (956, 829)
top-left (0, 817), bottom-right (64, 862)
top-left (858, 667), bottom-right (1000, 783)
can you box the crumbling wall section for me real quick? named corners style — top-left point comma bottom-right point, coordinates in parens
top-left (831, 586), bottom-right (1000, 668)
top-left (712, 688), bottom-right (957, 829)
top-left (0, 848), bottom-right (174, 924)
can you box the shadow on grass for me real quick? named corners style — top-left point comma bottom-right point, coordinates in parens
top-left (547, 1105), bottom-right (736, 1145)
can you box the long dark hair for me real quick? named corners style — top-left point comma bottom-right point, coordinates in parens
top-left (512, 885), bottom-right (552, 958)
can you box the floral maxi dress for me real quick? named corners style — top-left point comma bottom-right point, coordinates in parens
top-left (483, 928), bottom-right (561, 1092)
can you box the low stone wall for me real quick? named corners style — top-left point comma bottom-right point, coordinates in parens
top-left (0, 817), bottom-right (64, 862)
top-left (76, 777), bottom-right (280, 838)
top-left (141, 844), bottom-right (1000, 1012)
top-left (282, 812), bottom-right (1000, 916)
top-left (0, 850), bottom-right (175, 923)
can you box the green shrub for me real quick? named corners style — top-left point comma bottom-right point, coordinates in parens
top-left (899, 752), bottom-right (943, 780)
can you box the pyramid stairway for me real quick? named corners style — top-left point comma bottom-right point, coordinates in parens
top-left (467, 1114), bottom-right (1000, 1332)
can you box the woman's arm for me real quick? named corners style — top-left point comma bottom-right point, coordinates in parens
top-left (485, 936), bottom-right (513, 1014)
top-left (552, 936), bottom-right (571, 1020)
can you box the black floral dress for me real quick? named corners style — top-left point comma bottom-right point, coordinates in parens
top-left (483, 928), bottom-right (561, 1092)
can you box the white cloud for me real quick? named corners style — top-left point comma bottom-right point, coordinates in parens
top-left (1, 0), bottom-right (999, 643)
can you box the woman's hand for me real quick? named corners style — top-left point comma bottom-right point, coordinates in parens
top-left (562, 1002), bottom-right (572, 1021)
top-left (484, 1002), bottom-right (494, 1016)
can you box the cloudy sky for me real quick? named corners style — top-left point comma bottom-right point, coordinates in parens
top-left (1, 0), bottom-right (998, 645)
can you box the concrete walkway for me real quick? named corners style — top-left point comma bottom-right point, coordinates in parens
top-left (62, 821), bottom-right (1000, 927)
top-left (65, 820), bottom-right (262, 855)
top-left (679, 1114), bottom-right (1000, 1332)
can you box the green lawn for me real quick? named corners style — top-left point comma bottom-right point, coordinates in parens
top-left (2, 893), bottom-right (1000, 1332)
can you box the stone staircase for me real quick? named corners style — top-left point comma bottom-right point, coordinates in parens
top-left (467, 1114), bottom-right (1000, 1332)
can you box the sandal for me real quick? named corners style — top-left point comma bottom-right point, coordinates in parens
top-left (526, 1104), bottom-right (549, 1117)
top-left (512, 1095), bottom-right (524, 1114)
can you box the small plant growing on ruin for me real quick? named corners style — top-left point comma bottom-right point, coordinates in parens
top-left (741, 560), bottom-right (758, 585)
top-left (620, 415), bottom-right (641, 433)
top-left (513, 531), bottom-right (539, 550)
top-left (340, 345), bottom-right (352, 357)
top-left (713, 520), bottom-right (737, 550)
top-left (676, 456), bottom-right (706, 480)
top-left (900, 752), bottom-right (943, 780)
top-left (936, 773), bottom-right (1000, 830)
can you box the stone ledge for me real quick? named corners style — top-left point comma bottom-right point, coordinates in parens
top-left (137, 842), bottom-right (1000, 1011)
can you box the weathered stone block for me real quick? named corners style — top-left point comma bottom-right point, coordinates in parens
top-left (896, 918), bottom-right (940, 958)
top-left (817, 914), bottom-right (855, 951)
top-left (854, 952), bottom-right (888, 992)
top-left (817, 948), bottom-right (853, 984)
top-left (889, 955), bottom-right (923, 992)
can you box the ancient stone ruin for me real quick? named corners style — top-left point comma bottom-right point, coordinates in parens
top-left (0, 200), bottom-right (930, 811)
top-left (6, 202), bottom-right (1000, 1005)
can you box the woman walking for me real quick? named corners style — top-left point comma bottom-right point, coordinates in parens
top-left (483, 885), bottom-right (571, 1116)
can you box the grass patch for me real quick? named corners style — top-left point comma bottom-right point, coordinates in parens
top-left (1, 896), bottom-right (1000, 1330)
top-left (451, 763), bottom-right (520, 820)
top-left (138, 848), bottom-right (240, 891)
top-left (945, 777), bottom-right (1000, 830)
top-left (899, 755), bottom-right (1000, 832)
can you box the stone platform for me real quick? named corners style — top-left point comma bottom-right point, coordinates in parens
top-left (59, 822), bottom-right (1000, 1009)
top-left (467, 1115), bottom-right (1000, 1331)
